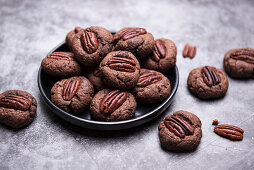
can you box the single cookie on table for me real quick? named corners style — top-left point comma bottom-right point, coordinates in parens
top-left (87, 67), bottom-right (106, 91)
top-left (0, 90), bottom-right (37, 129)
top-left (142, 38), bottom-right (177, 72)
top-left (90, 89), bottom-right (136, 121)
top-left (41, 52), bottom-right (83, 78)
top-left (66, 26), bottom-right (83, 51)
top-left (133, 69), bottom-right (171, 103)
top-left (51, 76), bottom-right (94, 113)
top-left (158, 110), bottom-right (202, 151)
top-left (187, 66), bottom-right (229, 100)
top-left (72, 26), bottom-right (113, 67)
top-left (100, 51), bottom-right (140, 89)
top-left (224, 48), bottom-right (254, 78)
top-left (113, 27), bottom-right (155, 59)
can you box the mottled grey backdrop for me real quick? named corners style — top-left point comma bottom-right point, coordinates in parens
top-left (0, 0), bottom-right (254, 169)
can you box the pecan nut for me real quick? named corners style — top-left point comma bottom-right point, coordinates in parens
top-left (100, 90), bottom-right (127, 114)
top-left (151, 40), bottom-right (166, 62)
top-left (214, 124), bottom-right (244, 140)
top-left (93, 68), bottom-right (102, 77)
top-left (81, 31), bottom-right (99, 54)
top-left (48, 52), bottom-right (74, 61)
top-left (107, 55), bottom-right (137, 72)
top-left (62, 79), bottom-right (80, 101)
top-left (163, 115), bottom-right (194, 138)
top-left (137, 72), bottom-right (162, 87)
top-left (230, 48), bottom-right (254, 64)
top-left (183, 43), bottom-right (196, 59)
top-left (0, 94), bottom-right (31, 111)
top-left (202, 66), bottom-right (221, 87)
top-left (120, 28), bottom-right (147, 40)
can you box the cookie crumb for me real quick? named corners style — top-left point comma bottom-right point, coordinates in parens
top-left (212, 119), bottom-right (219, 125)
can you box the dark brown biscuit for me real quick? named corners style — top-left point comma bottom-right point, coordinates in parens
top-left (133, 69), bottom-right (171, 103)
top-left (51, 76), bottom-right (94, 113)
top-left (87, 67), bottom-right (106, 91)
top-left (66, 26), bottom-right (83, 51)
top-left (90, 89), bottom-right (136, 121)
top-left (100, 51), bottom-right (140, 89)
top-left (41, 52), bottom-right (83, 78)
top-left (142, 38), bottom-right (177, 72)
top-left (158, 110), bottom-right (202, 151)
top-left (224, 48), bottom-right (254, 78)
top-left (187, 66), bottom-right (229, 99)
top-left (0, 90), bottom-right (37, 129)
top-left (72, 26), bottom-right (113, 67)
top-left (113, 27), bottom-right (155, 59)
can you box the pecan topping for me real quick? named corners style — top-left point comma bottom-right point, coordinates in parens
top-left (202, 66), bottom-right (221, 87)
top-left (230, 48), bottom-right (254, 64)
top-left (120, 28), bottom-right (147, 40)
top-left (151, 40), bottom-right (166, 62)
top-left (93, 68), bottom-right (102, 77)
top-left (0, 94), bottom-right (31, 111)
top-left (62, 79), bottom-right (80, 101)
top-left (214, 124), bottom-right (244, 140)
top-left (137, 72), bottom-right (162, 87)
top-left (163, 115), bottom-right (194, 138)
top-left (47, 52), bottom-right (74, 61)
top-left (100, 90), bottom-right (127, 114)
top-left (183, 43), bottom-right (196, 59)
top-left (74, 26), bottom-right (82, 33)
top-left (108, 55), bottom-right (136, 72)
top-left (81, 31), bottom-right (98, 54)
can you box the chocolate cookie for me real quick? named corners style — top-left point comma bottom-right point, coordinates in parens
top-left (133, 69), bottom-right (171, 103)
top-left (66, 26), bottom-right (83, 51)
top-left (41, 52), bottom-right (83, 78)
top-left (142, 38), bottom-right (177, 72)
top-left (87, 67), bottom-right (106, 91)
top-left (90, 89), bottom-right (136, 121)
top-left (51, 76), bottom-right (94, 113)
top-left (113, 27), bottom-right (155, 59)
top-left (72, 26), bottom-right (113, 67)
top-left (0, 90), bottom-right (37, 129)
top-left (100, 51), bottom-right (140, 89)
top-left (187, 66), bottom-right (229, 99)
top-left (158, 110), bottom-right (202, 151)
top-left (224, 48), bottom-right (254, 78)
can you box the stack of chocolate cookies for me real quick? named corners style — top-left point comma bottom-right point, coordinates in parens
top-left (41, 26), bottom-right (177, 122)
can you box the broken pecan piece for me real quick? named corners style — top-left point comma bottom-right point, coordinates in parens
top-left (81, 31), bottom-right (99, 54)
top-left (214, 124), bottom-right (244, 140)
top-left (100, 90), bottom-right (127, 114)
top-left (202, 66), bottom-right (221, 87)
top-left (137, 72), bottom-right (162, 87)
top-left (0, 94), bottom-right (31, 111)
top-left (230, 48), bottom-right (254, 64)
top-left (120, 28), bottom-right (147, 40)
top-left (151, 40), bottom-right (166, 62)
top-left (47, 52), bottom-right (74, 61)
top-left (108, 55), bottom-right (136, 72)
top-left (62, 79), bottom-right (80, 101)
top-left (163, 115), bottom-right (194, 138)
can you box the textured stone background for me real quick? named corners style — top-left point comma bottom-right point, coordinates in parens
top-left (0, 0), bottom-right (254, 169)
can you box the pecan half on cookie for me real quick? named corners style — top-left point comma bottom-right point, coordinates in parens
top-left (51, 76), bottom-right (94, 113)
top-left (158, 110), bottom-right (202, 151)
top-left (187, 66), bottom-right (229, 99)
top-left (143, 38), bottom-right (177, 72)
top-left (41, 52), bottom-right (83, 78)
top-left (72, 26), bottom-right (113, 67)
top-left (100, 51), bottom-right (140, 89)
top-left (113, 27), bottom-right (155, 59)
top-left (133, 69), bottom-right (171, 103)
top-left (90, 89), bottom-right (136, 121)
top-left (224, 48), bottom-right (254, 78)
top-left (0, 90), bottom-right (37, 128)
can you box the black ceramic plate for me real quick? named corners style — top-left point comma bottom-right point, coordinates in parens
top-left (38, 41), bottom-right (179, 130)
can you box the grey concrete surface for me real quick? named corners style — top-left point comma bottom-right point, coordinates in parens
top-left (0, 0), bottom-right (254, 169)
